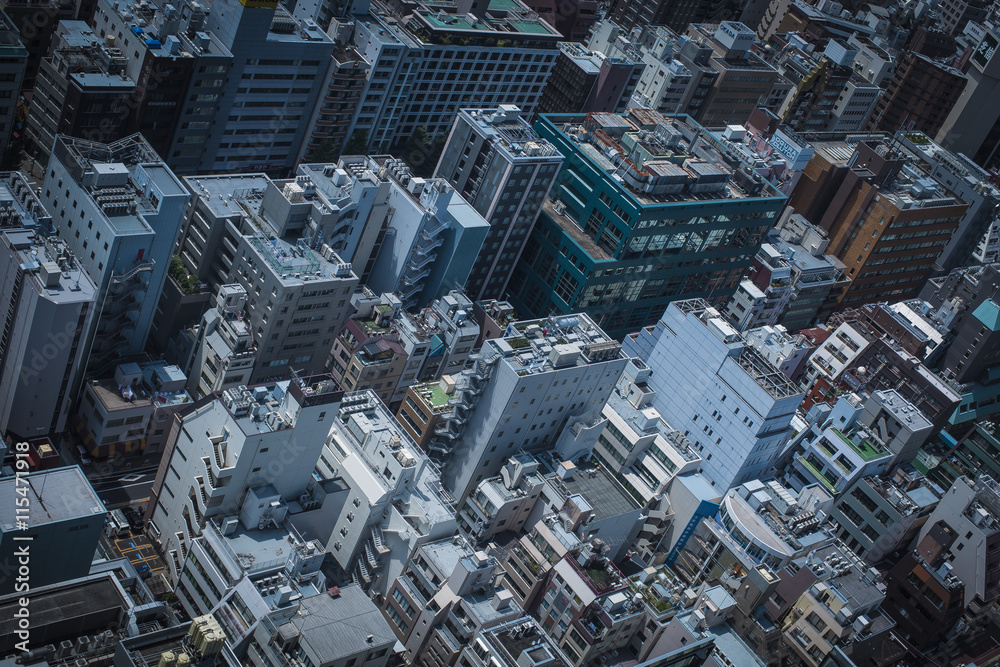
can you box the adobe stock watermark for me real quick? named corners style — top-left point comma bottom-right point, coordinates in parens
top-left (18, 319), bottom-right (78, 387)
top-left (12, 442), bottom-right (33, 653)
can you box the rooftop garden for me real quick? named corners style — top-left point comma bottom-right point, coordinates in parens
top-left (832, 428), bottom-right (884, 462)
top-left (169, 254), bottom-right (201, 296)
top-left (902, 132), bottom-right (931, 145)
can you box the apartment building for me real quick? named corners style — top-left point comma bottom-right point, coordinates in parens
top-left (26, 21), bottom-right (136, 160)
top-left (536, 43), bottom-right (642, 117)
top-left (307, 390), bottom-right (456, 594)
top-left (435, 106), bottom-right (562, 302)
top-left (829, 468), bottom-right (941, 563)
top-left (74, 361), bottom-right (191, 461)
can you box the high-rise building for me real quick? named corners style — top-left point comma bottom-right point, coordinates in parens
top-left (623, 299), bottom-right (805, 489)
top-left (346, 0), bottom-right (562, 152)
top-left (93, 0), bottom-right (337, 177)
top-left (42, 134), bottom-right (189, 377)
top-left (865, 52), bottom-right (965, 137)
top-left (608, 0), bottom-right (725, 34)
top-left (937, 28), bottom-right (1000, 172)
top-left (536, 43), bottom-right (643, 117)
top-left (428, 312), bottom-right (627, 501)
top-left (435, 106), bottom-right (563, 301)
top-left (684, 23), bottom-right (782, 128)
top-left (508, 109), bottom-right (786, 339)
top-left (0, 181), bottom-right (96, 440)
top-left (26, 21), bottom-right (136, 161)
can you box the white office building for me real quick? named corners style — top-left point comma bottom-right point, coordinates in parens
top-left (623, 299), bottom-right (805, 490)
top-left (429, 313), bottom-right (629, 501)
top-left (147, 373), bottom-right (342, 581)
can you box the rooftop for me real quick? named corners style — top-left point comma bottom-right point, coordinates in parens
top-left (604, 390), bottom-right (700, 464)
top-left (286, 586), bottom-right (396, 661)
top-left (0, 467), bottom-right (104, 531)
top-left (545, 461), bottom-right (640, 522)
top-left (403, 0), bottom-right (562, 41)
top-left (461, 106), bottom-right (562, 160)
top-left (478, 617), bottom-right (572, 667)
top-left (541, 109), bottom-right (783, 206)
top-left (2, 231), bottom-right (96, 304)
top-left (410, 381), bottom-right (454, 413)
top-left (831, 428), bottom-right (884, 462)
top-left (487, 312), bottom-right (623, 374)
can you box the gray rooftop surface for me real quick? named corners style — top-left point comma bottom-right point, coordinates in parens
top-left (554, 465), bottom-right (640, 521)
top-left (288, 585), bottom-right (395, 661)
top-left (0, 467), bottom-right (104, 530)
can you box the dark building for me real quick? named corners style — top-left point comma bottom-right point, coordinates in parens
top-left (883, 524), bottom-right (966, 650)
top-left (866, 52), bottom-right (966, 136)
top-left (536, 42), bottom-right (642, 117)
top-left (2, 0), bottom-right (91, 92)
top-left (520, 0), bottom-right (599, 41)
top-left (26, 21), bottom-right (136, 159)
top-left (609, 0), bottom-right (727, 34)
top-left (300, 44), bottom-right (370, 162)
top-left (787, 139), bottom-right (966, 309)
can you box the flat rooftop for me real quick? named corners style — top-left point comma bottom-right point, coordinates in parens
top-left (549, 463), bottom-right (640, 521)
top-left (0, 577), bottom-right (124, 645)
top-left (0, 467), bottom-right (104, 530)
top-left (487, 312), bottom-right (623, 373)
top-left (289, 586), bottom-right (396, 661)
top-left (482, 618), bottom-right (571, 667)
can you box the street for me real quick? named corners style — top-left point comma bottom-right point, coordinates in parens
top-left (90, 468), bottom-right (157, 509)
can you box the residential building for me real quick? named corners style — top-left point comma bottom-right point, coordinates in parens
top-left (454, 618), bottom-right (578, 667)
top-left (520, 0), bottom-right (598, 42)
top-left (89, 0), bottom-right (234, 176)
top-left (787, 137), bottom-right (967, 308)
top-left (177, 284), bottom-right (256, 397)
top-left (0, 467), bottom-right (105, 594)
top-left (42, 134), bottom-right (189, 376)
top-left (0, 228), bottom-right (96, 441)
top-left (26, 21), bottom-right (133, 161)
top-left (471, 298), bottom-right (517, 348)
top-left (536, 43), bottom-right (643, 117)
top-left (381, 537), bottom-right (522, 666)
top-left (828, 76), bottom-right (882, 133)
top-left (926, 423), bottom-right (1000, 489)
top-left (535, 538), bottom-right (644, 666)
top-left (73, 361), bottom-right (191, 462)
top-left (174, 515), bottom-right (328, 624)
top-left (298, 40), bottom-right (371, 164)
top-left (608, 0), bottom-right (725, 34)
top-left (938, 0), bottom-right (990, 34)
top-left (305, 389), bottom-right (457, 594)
top-left (865, 52), bottom-right (965, 137)
top-left (396, 379), bottom-right (454, 451)
top-left (828, 467), bottom-right (942, 562)
top-left (146, 373), bottom-right (343, 581)
top-left (916, 475), bottom-right (1000, 606)
top-left (456, 453), bottom-right (548, 546)
top-left (624, 299), bottom-right (804, 490)
top-left (800, 321), bottom-right (872, 396)
top-left (510, 110), bottom-right (787, 339)
top-left (672, 479), bottom-right (834, 583)
top-left (846, 34), bottom-right (895, 87)
top-left (0, 10), bottom-right (25, 157)
top-left (917, 264), bottom-right (1000, 424)
top-left (654, 585), bottom-right (765, 666)
top-left (246, 585), bottom-right (397, 667)
top-left (328, 290), bottom-right (480, 407)
top-left (780, 394), bottom-right (893, 497)
top-left (771, 38), bottom-right (858, 133)
top-left (435, 106), bottom-right (563, 302)
top-left (744, 325), bottom-right (813, 381)
top-left (428, 312), bottom-right (628, 501)
top-left (358, 160), bottom-right (490, 310)
top-left (882, 524), bottom-right (965, 649)
top-left (346, 0), bottom-right (562, 152)
top-left (777, 542), bottom-right (893, 667)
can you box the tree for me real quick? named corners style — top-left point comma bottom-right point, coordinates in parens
top-left (402, 126), bottom-right (442, 178)
top-left (309, 139), bottom-right (340, 164)
top-left (343, 129), bottom-right (369, 155)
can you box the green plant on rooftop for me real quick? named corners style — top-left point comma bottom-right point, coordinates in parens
top-left (903, 132), bottom-right (930, 145)
top-left (508, 337), bottom-right (531, 349)
top-left (169, 254), bottom-right (200, 295)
